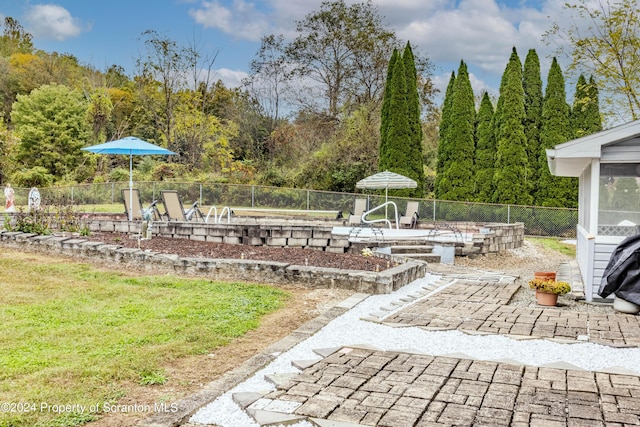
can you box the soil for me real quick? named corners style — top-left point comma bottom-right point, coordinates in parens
top-left (87, 231), bottom-right (391, 272)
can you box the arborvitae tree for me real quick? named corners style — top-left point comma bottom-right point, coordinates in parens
top-left (492, 47), bottom-right (532, 205)
top-left (570, 74), bottom-right (602, 138)
top-left (434, 71), bottom-right (455, 198)
top-left (379, 44), bottom-right (424, 197)
top-left (537, 57), bottom-right (576, 207)
top-left (571, 74), bottom-right (590, 137)
top-left (474, 91), bottom-right (495, 202)
top-left (436, 61), bottom-right (476, 200)
top-left (379, 48), bottom-right (398, 170)
top-left (586, 76), bottom-right (603, 134)
top-left (381, 51), bottom-right (411, 183)
top-left (402, 42), bottom-right (424, 196)
top-left (523, 49), bottom-right (543, 192)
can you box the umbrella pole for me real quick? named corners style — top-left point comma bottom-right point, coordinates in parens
top-left (129, 153), bottom-right (133, 221)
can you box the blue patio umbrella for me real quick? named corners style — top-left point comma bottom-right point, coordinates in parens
top-left (81, 137), bottom-right (176, 221)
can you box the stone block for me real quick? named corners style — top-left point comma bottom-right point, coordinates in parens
top-left (308, 238), bottom-right (329, 248)
top-left (329, 238), bottom-right (350, 248)
top-left (114, 222), bottom-right (130, 233)
top-left (267, 237), bottom-right (288, 246)
top-left (312, 229), bottom-right (333, 239)
top-left (291, 229), bottom-right (313, 239)
top-left (222, 236), bottom-right (241, 244)
top-left (287, 238), bottom-right (308, 247)
top-left (271, 229), bottom-right (292, 238)
top-left (242, 236), bottom-right (264, 246)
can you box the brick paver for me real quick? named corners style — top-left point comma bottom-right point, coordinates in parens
top-left (231, 275), bottom-right (640, 427)
top-left (257, 346), bottom-right (640, 426)
top-left (382, 281), bottom-right (640, 347)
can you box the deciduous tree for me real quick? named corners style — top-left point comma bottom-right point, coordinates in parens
top-left (544, 0), bottom-right (640, 122)
top-left (11, 84), bottom-right (91, 182)
top-left (284, 0), bottom-right (397, 118)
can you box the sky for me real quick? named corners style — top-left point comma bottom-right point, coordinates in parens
top-left (0, 0), bottom-right (575, 103)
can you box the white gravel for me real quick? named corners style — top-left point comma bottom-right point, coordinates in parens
top-left (190, 271), bottom-right (640, 427)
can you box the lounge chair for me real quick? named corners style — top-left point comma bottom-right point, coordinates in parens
top-left (399, 201), bottom-right (419, 228)
top-left (348, 198), bottom-right (367, 225)
top-left (121, 189), bottom-right (162, 221)
top-left (161, 190), bottom-right (204, 222)
top-left (121, 188), bottom-right (145, 220)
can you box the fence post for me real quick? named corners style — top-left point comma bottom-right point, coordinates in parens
top-left (199, 183), bottom-right (203, 205)
top-left (307, 190), bottom-right (310, 210)
top-left (507, 205), bottom-right (511, 224)
top-left (433, 199), bottom-right (436, 222)
top-left (251, 185), bottom-right (255, 208)
top-left (111, 182), bottom-right (114, 204)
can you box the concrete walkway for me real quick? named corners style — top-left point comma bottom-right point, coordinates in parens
top-left (160, 262), bottom-right (640, 427)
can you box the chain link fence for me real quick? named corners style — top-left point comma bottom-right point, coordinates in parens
top-left (6, 182), bottom-right (578, 238)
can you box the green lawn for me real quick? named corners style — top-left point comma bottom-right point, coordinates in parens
top-left (528, 236), bottom-right (577, 257)
top-left (0, 250), bottom-right (289, 427)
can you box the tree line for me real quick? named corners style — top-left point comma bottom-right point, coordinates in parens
top-left (436, 48), bottom-right (601, 208)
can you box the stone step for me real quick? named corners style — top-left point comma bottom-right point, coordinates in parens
top-left (389, 244), bottom-right (435, 254)
top-left (397, 253), bottom-right (441, 262)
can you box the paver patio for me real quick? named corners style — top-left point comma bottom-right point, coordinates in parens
top-left (381, 281), bottom-right (640, 347)
top-left (238, 345), bottom-right (640, 426)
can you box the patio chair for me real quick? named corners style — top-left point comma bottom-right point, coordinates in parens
top-left (121, 188), bottom-right (145, 220)
top-left (161, 190), bottom-right (204, 222)
top-left (348, 198), bottom-right (367, 225)
top-left (121, 189), bottom-right (163, 221)
top-left (399, 201), bottom-right (420, 228)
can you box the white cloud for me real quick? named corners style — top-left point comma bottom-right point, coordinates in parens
top-left (190, 0), bottom-right (576, 95)
top-left (189, 0), bottom-right (271, 42)
top-left (25, 4), bottom-right (84, 41)
top-left (213, 68), bottom-right (249, 88)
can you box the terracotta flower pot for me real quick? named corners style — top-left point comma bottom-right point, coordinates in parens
top-left (535, 290), bottom-right (558, 306)
top-left (534, 271), bottom-right (556, 281)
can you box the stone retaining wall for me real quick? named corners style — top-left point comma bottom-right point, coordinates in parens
top-left (0, 231), bottom-right (427, 294)
top-left (86, 219), bottom-right (524, 255)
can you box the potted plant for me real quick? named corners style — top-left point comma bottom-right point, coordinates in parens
top-left (528, 278), bottom-right (571, 306)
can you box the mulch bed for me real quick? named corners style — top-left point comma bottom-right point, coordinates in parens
top-left (87, 232), bottom-right (392, 272)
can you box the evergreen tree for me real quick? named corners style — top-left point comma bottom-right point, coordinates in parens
top-left (586, 76), bottom-right (603, 134)
top-left (537, 57), bottom-right (576, 207)
top-left (434, 71), bottom-right (455, 198)
top-left (474, 92), bottom-right (495, 202)
top-left (402, 42), bottom-right (424, 196)
top-left (523, 49), bottom-right (543, 192)
top-left (492, 47), bottom-right (532, 205)
top-left (379, 48), bottom-right (398, 171)
top-left (570, 74), bottom-right (602, 138)
top-left (437, 61), bottom-right (476, 200)
top-left (381, 51), bottom-right (411, 182)
top-left (571, 74), bottom-right (589, 137)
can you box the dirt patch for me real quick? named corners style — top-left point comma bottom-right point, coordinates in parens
top-left (87, 232), bottom-right (391, 272)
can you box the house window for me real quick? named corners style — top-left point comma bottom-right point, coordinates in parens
top-left (599, 163), bottom-right (640, 235)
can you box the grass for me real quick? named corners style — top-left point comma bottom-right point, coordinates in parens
top-left (0, 250), bottom-right (289, 427)
top-left (528, 236), bottom-right (576, 257)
